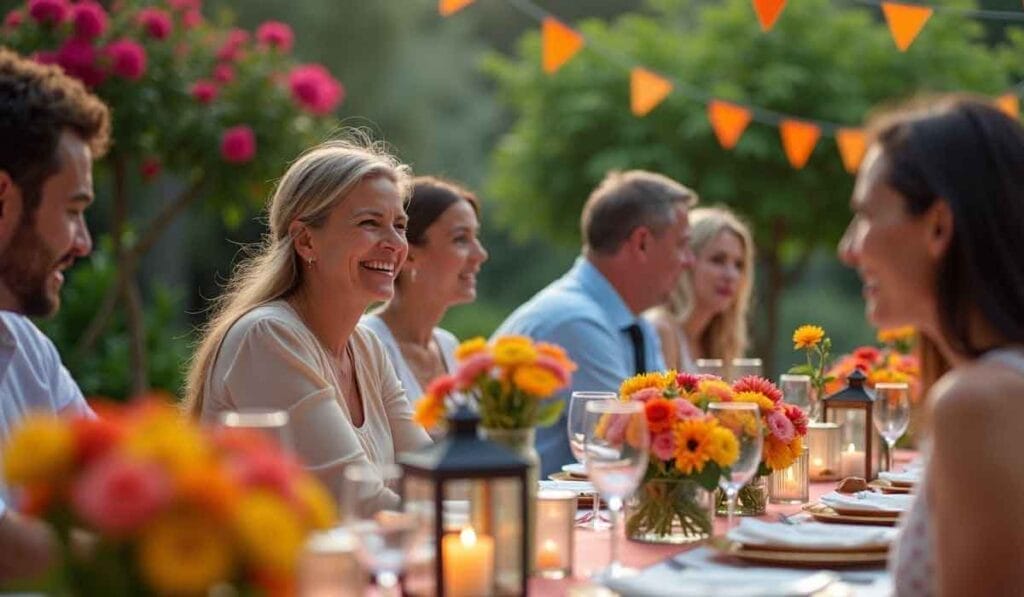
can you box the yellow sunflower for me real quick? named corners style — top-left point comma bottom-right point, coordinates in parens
top-left (764, 435), bottom-right (804, 471)
top-left (493, 337), bottom-right (538, 367)
top-left (706, 425), bottom-right (739, 467)
top-left (673, 418), bottom-right (714, 475)
top-left (3, 415), bottom-right (74, 485)
top-left (693, 378), bottom-right (734, 404)
top-left (233, 491), bottom-right (305, 574)
top-left (619, 371), bottom-right (672, 399)
top-left (138, 510), bottom-right (234, 594)
top-left (454, 337), bottom-right (488, 361)
top-left (733, 391), bottom-right (775, 414)
top-left (512, 365), bottom-right (561, 397)
top-left (792, 325), bottom-right (825, 350)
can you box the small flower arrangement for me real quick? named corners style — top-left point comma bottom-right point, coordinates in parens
top-left (826, 326), bottom-right (921, 403)
top-left (414, 335), bottom-right (577, 431)
top-left (788, 324), bottom-right (834, 403)
top-left (2, 400), bottom-right (336, 595)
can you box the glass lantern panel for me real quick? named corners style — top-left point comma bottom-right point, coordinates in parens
top-left (488, 477), bottom-right (525, 595)
top-left (403, 474), bottom-right (437, 596)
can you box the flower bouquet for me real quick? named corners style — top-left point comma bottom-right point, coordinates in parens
top-left (825, 326), bottom-right (921, 403)
top-left (616, 371), bottom-right (740, 543)
top-left (2, 400), bottom-right (336, 596)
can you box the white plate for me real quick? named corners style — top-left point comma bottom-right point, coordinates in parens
top-left (561, 462), bottom-right (587, 476)
top-left (604, 566), bottom-right (837, 596)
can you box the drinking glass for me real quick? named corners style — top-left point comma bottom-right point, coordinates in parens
top-left (873, 382), bottom-right (911, 472)
top-left (708, 402), bottom-right (763, 530)
top-left (696, 358), bottom-right (725, 378)
top-left (779, 374), bottom-right (814, 419)
top-left (343, 463), bottom-right (425, 597)
top-left (730, 357), bottom-right (763, 381)
top-left (567, 391), bottom-right (616, 530)
top-left (218, 408), bottom-right (293, 452)
top-left (583, 400), bottom-right (649, 580)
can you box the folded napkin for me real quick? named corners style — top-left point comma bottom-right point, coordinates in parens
top-left (538, 479), bottom-right (596, 495)
top-left (820, 491), bottom-right (914, 512)
top-left (727, 519), bottom-right (898, 549)
top-left (604, 565), bottom-right (836, 597)
top-left (878, 470), bottom-right (920, 485)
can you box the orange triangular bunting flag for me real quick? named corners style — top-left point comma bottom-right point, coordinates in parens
top-left (996, 93), bottom-right (1020, 120)
top-left (835, 128), bottom-right (867, 174)
top-left (708, 100), bottom-right (753, 149)
top-left (881, 2), bottom-right (932, 52)
top-left (753, 0), bottom-right (787, 31)
top-left (439, 0), bottom-right (475, 16)
top-left (542, 17), bottom-right (584, 74)
top-left (630, 68), bottom-right (673, 117)
top-left (779, 119), bottom-right (821, 169)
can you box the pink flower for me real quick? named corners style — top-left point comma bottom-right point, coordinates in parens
top-left (426, 374), bottom-right (457, 399)
top-left (651, 430), bottom-right (677, 461)
top-left (765, 409), bottom-right (795, 443)
top-left (675, 372), bottom-right (701, 392)
top-left (783, 403), bottom-right (808, 437)
top-left (217, 28), bottom-right (249, 62)
top-left (181, 8), bottom-right (202, 29)
top-left (168, 0), bottom-right (201, 12)
top-left (190, 79), bottom-right (217, 104)
top-left (56, 39), bottom-right (106, 88)
top-left (256, 20), bottom-right (293, 52)
top-left (732, 375), bottom-right (783, 404)
top-left (33, 50), bottom-right (58, 65)
top-left (213, 63), bottom-right (234, 83)
top-left (72, 455), bottom-right (172, 536)
top-left (71, 1), bottom-right (106, 40)
top-left (630, 387), bottom-right (662, 403)
top-left (671, 398), bottom-right (703, 420)
top-left (105, 39), bottom-right (147, 80)
top-left (137, 8), bottom-right (172, 40)
top-left (4, 10), bottom-right (24, 29)
top-left (230, 448), bottom-right (298, 501)
top-left (220, 125), bottom-right (256, 164)
top-left (28, 0), bottom-right (68, 25)
top-left (604, 413), bottom-right (630, 445)
top-left (455, 353), bottom-right (494, 389)
top-left (140, 157), bottom-right (161, 181)
top-left (288, 64), bottom-right (344, 115)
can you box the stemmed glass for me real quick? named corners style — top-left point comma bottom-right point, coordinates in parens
top-left (567, 391), bottom-right (616, 529)
top-left (218, 409), bottom-right (293, 452)
top-left (343, 463), bottom-right (425, 597)
top-left (779, 374), bottom-right (814, 419)
top-left (583, 400), bottom-right (649, 580)
top-left (873, 382), bottom-right (911, 472)
top-left (708, 402), bottom-right (763, 530)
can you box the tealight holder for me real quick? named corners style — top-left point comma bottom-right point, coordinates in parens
top-left (769, 445), bottom-right (809, 504)
top-left (534, 489), bottom-right (575, 579)
top-left (807, 422), bottom-right (841, 481)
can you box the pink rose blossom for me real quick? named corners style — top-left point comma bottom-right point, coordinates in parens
top-left (455, 353), bottom-right (494, 389)
top-left (106, 40), bottom-right (147, 80)
top-left (630, 387), bottom-right (662, 403)
top-left (4, 10), bottom-right (24, 29)
top-left (213, 63), bottom-right (234, 83)
top-left (220, 125), bottom-right (256, 164)
top-left (671, 398), bottom-right (703, 420)
top-left (72, 455), bottom-right (172, 536)
top-left (426, 374), bottom-right (457, 399)
top-left (604, 413), bottom-right (630, 445)
top-left (216, 28), bottom-right (249, 62)
top-left (190, 79), bottom-right (217, 104)
top-left (28, 0), bottom-right (68, 25)
top-left (651, 430), bottom-right (677, 461)
top-left (71, 2), bottom-right (106, 40)
top-left (181, 8), bottom-right (202, 29)
top-left (137, 8), bottom-right (172, 40)
top-left (783, 403), bottom-right (808, 437)
top-left (288, 64), bottom-right (344, 115)
top-left (140, 157), bottom-right (161, 181)
top-left (56, 39), bottom-right (106, 87)
top-left (256, 21), bottom-right (293, 52)
top-left (766, 409), bottom-right (795, 443)
top-left (230, 448), bottom-right (298, 500)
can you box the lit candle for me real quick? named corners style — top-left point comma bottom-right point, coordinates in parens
top-left (536, 539), bottom-right (562, 570)
top-left (769, 445), bottom-right (809, 504)
top-left (442, 527), bottom-right (494, 597)
top-left (840, 443), bottom-right (865, 478)
top-left (808, 422), bottom-right (841, 481)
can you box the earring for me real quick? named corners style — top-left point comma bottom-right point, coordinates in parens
top-left (306, 257), bottom-right (315, 267)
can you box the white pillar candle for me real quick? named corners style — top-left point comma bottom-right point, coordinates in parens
top-left (443, 527), bottom-right (494, 597)
top-left (840, 443), bottom-right (865, 478)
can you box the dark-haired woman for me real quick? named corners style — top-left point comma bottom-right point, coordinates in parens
top-left (361, 176), bottom-right (488, 406)
top-left (837, 96), bottom-right (1024, 595)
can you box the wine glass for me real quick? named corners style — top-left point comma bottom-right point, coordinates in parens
top-left (708, 402), bottom-right (763, 530)
top-left (779, 374), bottom-right (814, 418)
top-left (343, 463), bottom-right (425, 596)
top-left (218, 409), bottom-right (293, 453)
top-left (583, 400), bottom-right (649, 580)
top-left (730, 357), bottom-right (763, 382)
top-left (567, 391), bottom-right (616, 529)
top-left (873, 382), bottom-right (911, 472)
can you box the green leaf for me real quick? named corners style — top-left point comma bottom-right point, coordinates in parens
top-left (693, 461), bottom-right (723, 492)
top-left (787, 364), bottom-right (814, 376)
top-left (534, 399), bottom-right (565, 428)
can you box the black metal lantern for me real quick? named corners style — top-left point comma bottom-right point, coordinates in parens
top-left (399, 406), bottom-right (529, 597)
top-left (821, 369), bottom-right (885, 480)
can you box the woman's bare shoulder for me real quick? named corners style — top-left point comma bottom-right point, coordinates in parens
top-left (931, 359), bottom-right (1024, 440)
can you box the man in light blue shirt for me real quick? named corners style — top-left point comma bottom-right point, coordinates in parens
top-left (495, 170), bottom-right (697, 476)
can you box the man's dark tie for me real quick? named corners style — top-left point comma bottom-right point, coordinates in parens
top-left (624, 323), bottom-right (646, 375)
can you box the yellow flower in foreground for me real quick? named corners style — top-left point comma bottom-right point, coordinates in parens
top-left (3, 415), bottom-right (74, 485)
top-left (493, 338), bottom-right (537, 367)
top-left (454, 337), bottom-right (488, 361)
top-left (764, 435), bottom-right (804, 471)
top-left (733, 391), bottom-right (775, 415)
top-left (234, 491), bottom-right (305, 574)
top-left (793, 325), bottom-right (825, 350)
top-left (706, 425), bottom-right (739, 468)
top-left (694, 378), bottom-right (735, 404)
top-left (674, 418), bottom-right (714, 475)
top-left (513, 365), bottom-right (560, 397)
top-left (295, 476), bottom-right (338, 530)
top-left (138, 511), bottom-right (234, 594)
top-left (413, 393), bottom-right (445, 429)
top-left (619, 371), bottom-right (672, 399)
top-left (877, 326), bottom-right (915, 345)
top-left (124, 410), bottom-right (210, 478)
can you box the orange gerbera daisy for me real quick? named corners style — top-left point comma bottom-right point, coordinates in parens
top-left (644, 398), bottom-right (674, 434)
top-left (793, 325), bottom-right (825, 350)
top-left (673, 419), bottom-right (713, 475)
top-left (619, 371), bottom-right (672, 399)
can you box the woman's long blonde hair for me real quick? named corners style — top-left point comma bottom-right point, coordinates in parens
top-left (664, 206), bottom-right (755, 368)
top-left (183, 134), bottom-right (412, 417)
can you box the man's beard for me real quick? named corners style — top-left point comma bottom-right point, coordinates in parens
top-left (0, 222), bottom-right (60, 317)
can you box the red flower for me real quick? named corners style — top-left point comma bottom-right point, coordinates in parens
top-left (853, 346), bottom-right (881, 363)
top-left (190, 79), bottom-right (217, 104)
top-left (645, 397), bottom-right (675, 434)
top-left (426, 374), bottom-right (457, 399)
top-left (33, 50), bottom-right (58, 65)
top-left (287, 64), bottom-right (344, 115)
top-left (213, 63), bottom-right (234, 83)
top-left (675, 372), bottom-right (701, 392)
top-left (140, 157), bottom-right (162, 181)
top-left (105, 40), bottom-right (147, 80)
top-left (217, 28), bottom-right (249, 62)
top-left (71, 455), bottom-right (172, 536)
top-left (71, 1), bottom-right (106, 40)
top-left (28, 0), bottom-right (68, 25)
top-left (783, 403), bottom-right (808, 436)
top-left (181, 8), bottom-right (202, 29)
top-left (256, 21), bottom-right (293, 52)
top-left (220, 125), bottom-right (256, 164)
top-left (732, 375), bottom-right (783, 404)
top-left (137, 8), bottom-right (172, 40)
top-left (168, 0), bottom-right (201, 11)
top-left (4, 9), bottom-right (24, 29)
top-left (55, 39), bottom-right (107, 87)
top-left (71, 416), bottom-right (124, 466)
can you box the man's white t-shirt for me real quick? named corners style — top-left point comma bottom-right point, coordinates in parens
top-left (0, 311), bottom-right (93, 516)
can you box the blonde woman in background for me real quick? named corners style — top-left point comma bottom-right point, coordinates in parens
top-left (184, 136), bottom-right (431, 510)
top-left (645, 206), bottom-right (754, 375)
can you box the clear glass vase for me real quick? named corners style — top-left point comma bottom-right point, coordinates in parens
top-left (625, 478), bottom-right (714, 544)
top-left (716, 474), bottom-right (768, 516)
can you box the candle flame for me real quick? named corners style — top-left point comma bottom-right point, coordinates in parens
top-left (846, 443), bottom-right (857, 453)
top-left (460, 526), bottom-right (477, 546)
top-left (543, 539), bottom-right (557, 551)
